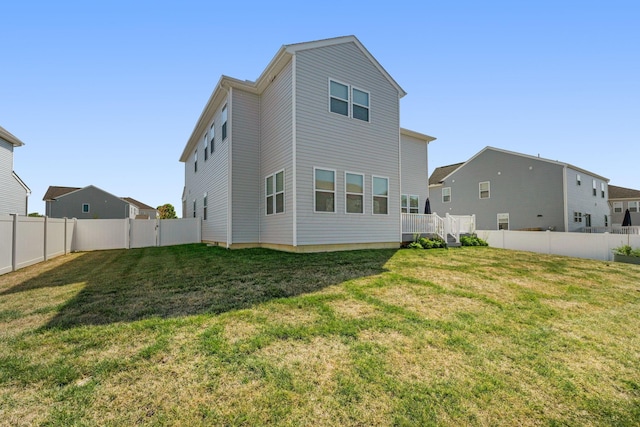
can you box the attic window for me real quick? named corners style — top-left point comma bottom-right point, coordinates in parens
top-left (82, 203), bottom-right (90, 213)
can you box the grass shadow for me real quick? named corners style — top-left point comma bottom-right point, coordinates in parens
top-left (1, 244), bottom-right (395, 329)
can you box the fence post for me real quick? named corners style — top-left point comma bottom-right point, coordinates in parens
top-left (11, 214), bottom-right (17, 272)
top-left (43, 216), bottom-right (48, 261)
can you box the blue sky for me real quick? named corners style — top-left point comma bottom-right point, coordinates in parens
top-left (3, 1), bottom-right (639, 215)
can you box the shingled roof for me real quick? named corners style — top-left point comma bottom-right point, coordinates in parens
top-left (122, 197), bottom-right (156, 211)
top-left (429, 162), bottom-right (465, 185)
top-left (609, 184), bottom-right (640, 200)
top-left (42, 186), bottom-right (81, 201)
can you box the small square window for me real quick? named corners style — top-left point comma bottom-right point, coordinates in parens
top-left (82, 203), bottom-right (90, 213)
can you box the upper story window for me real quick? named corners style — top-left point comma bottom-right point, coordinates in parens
top-left (210, 122), bottom-right (215, 154)
top-left (329, 79), bottom-right (370, 122)
top-left (373, 176), bottom-right (389, 215)
top-left (82, 203), bottom-right (90, 213)
top-left (576, 174), bottom-right (581, 186)
top-left (630, 201), bottom-right (640, 213)
top-left (345, 172), bottom-right (364, 214)
top-left (592, 179), bottom-right (597, 196)
top-left (266, 170), bottom-right (285, 215)
top-left (613, 202), bottom-right (623, 213)
top-left (194, 150), bottom-right (198, 173)
top-left (601, 182), bottom-right (605, 198)
top-left (442, 187), bottom-right (451, 203)
top-left (401, 194), bottom-right (419, 214)
top-left (479, 181), bottom-right (490, 199)
top-left (314, 168), bottom-right (335, 213)
top-left (221, 105), bottom-right (228, 140)
top-left (204, 132), bottom-right (208, 161)
top-left (203, 193), bottom-right (208, 220)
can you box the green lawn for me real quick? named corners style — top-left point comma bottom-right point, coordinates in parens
top-left (1, 244), bottom-right (639, 426)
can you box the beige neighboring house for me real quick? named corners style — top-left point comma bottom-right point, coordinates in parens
top-left (609, 185), bottom-right (640, 226)
top-left (122, 197), bottom-right (159, 219)
top-left (0, 125), bottom-right (31, 215)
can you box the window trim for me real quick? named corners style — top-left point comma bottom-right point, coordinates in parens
top-left (372, 175), bottom-right (389, 215)
top-left (203, 193), bottom-right (208, 220)
top-left (265, 169), bottom-right (285, 216)
top-left (82, 203), bottom-right (90, 214)
top-left (345, 171), bottom-right (365, 214)
top-left (479, 181), bottom-right (490, 199)
top-left (401, 194), bottom-right (419, 214)
top-left (351, 86), bottom-right (370, 122)
top-left (221, 104), bottom-right (228, 141)
top-left (442, 187), bottom-right (451, 203)
top-left (314, 167), bottom-right (336, 214)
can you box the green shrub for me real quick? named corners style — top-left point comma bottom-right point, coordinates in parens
top-left (407, 242), bottom-right (423, 249)
top-left (460, 235), bottom-right (489, 247)
top-left (613, 245), bottom-right (640, 257)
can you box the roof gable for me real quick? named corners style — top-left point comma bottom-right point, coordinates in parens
top-left (122, 197), bottom-right (156, 210)
top-left (43, 186), bottom-right (81, 201)
top-left (429, 162), bottom-right (465, 186)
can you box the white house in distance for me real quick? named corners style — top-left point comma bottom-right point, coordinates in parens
top-left (180, 36), bottom-right (435, 252)
top-left (0, 125), bottom-right (31, 215)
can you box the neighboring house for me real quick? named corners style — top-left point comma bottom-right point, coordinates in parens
top-left (123, 197), bottom-right (158, 219)
top-left (0, 125), bottom-right (31, 215)
top-left (44, 185), bottom-right (155, 219)
top-left (609, 185), bottom-right (640, 226)
top-left (180, 35), bottom-right (435, 252)
top-left (429, 146), bottom-right (610, 232)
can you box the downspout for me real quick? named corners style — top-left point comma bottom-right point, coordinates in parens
top-left (562, 165), bottom-right (569, 232)
top-left (292, 55), bottom-right (297, 247)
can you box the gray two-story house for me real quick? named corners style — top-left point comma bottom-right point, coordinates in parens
top-left (609, 185), bottom-right (640, 226)
top-left (429, 146), bottom-right (610, 232)
top-left (0, 125), bottom-right (31, 215)
top-left (180, 36), bottom-right (435, 252)
top-left (44, 185), bottom-right (155, 219)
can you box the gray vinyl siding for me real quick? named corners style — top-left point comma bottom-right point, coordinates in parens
top-left (260, 60), bottom-right (294, 245)
top-left (430, 149), bottom-right (566, 231)
top-left (185, 101), bottom-right (228, 243)
top-left (48, 186), bottom-right (129, 219)
top-left (610, 199), bottom-right (640, 225)
top-left (231, 89), bottom-right (261, 243)
top-left (565, 167), bottom-right (609, 231)
top-left (1, 140), bottom-right (28, 215)
top-left (294, 42), bottom-right (401, 245)
top-left (401, 135), bottom-right (429, 213)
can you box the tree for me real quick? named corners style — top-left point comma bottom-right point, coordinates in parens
top-left (157, 203), bottom-right (177, 219)
top-left (28, 212), bottom-right (43, 217)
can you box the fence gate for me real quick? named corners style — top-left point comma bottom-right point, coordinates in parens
top-left (130, 219), bottom-right (158, 248)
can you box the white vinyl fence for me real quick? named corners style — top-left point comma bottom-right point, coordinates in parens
top-left (1, 215), bottom-right (201, 276)
top-left (479, 229), bottom-right (640, 261)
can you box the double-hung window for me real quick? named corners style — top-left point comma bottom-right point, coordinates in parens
top-left (442, 187), bottom-right (451, 203)
top-left (345, 172), bottom-right (364, 214)
top-left (373, 176), bottom-right (388, 215)
top-left (210, 122), bottom-right (215, 154)
top-left (221, 105), bottom-right (228, 140)
top-left (193, 200), bottom-right (196, 218)
top-left (82, 203), bottom-right (90, 213)
top-left (497, 213), bottom-right (509, 230)
top-left (576, 174), bottom-right (581, 186)
top-left (592, 180), bottom-right (597, 196)
top-left (314, 168), bottom-right (335, 213)
top-left (194, 150), bottom-right (198, 173)
top-left (479, 181), bottom-right (490, 199)
top-left (630, 201), bottom-right (640, 213)
top-left (613, 202), bottom-right (623, 213)
top-left (266, 170), bottom-right (285, 215)
top-left (401, 195), bottom-right (419, 214)
top-left (204, 132), bottom-right (208, 161)
top-left (601, 182), bottom-right (605, 198)
top-left (203, 193), bottom-right (208, 220)
top-left (329, 79), bottom-right (370, 122)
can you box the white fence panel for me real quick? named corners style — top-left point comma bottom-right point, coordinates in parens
top-left (0, 215), bottom-right (13, 275)
top-left (159, 218), bottom-right (201, 246)
top-left (480, 230), bottom-right (640, 261)
top-left (73, 219), bottom-right (128, 251)
top-left (46, 218), bottom-right (68, 259)
top-left (130, 219), bottom-right (157, 248)
top-left (15, 217), bottom-right (45, 270)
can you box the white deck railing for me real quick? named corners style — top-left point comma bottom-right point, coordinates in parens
top-left (401, 213), bottom-right (476, 243)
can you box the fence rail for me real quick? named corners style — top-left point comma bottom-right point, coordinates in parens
top-left (1, 215), bottom-right (201, 276)
top-left (582, 226), bottom-right (640, 235)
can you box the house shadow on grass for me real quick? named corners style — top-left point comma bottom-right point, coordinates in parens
top-left (1, 244), bottom-right (395, 329)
